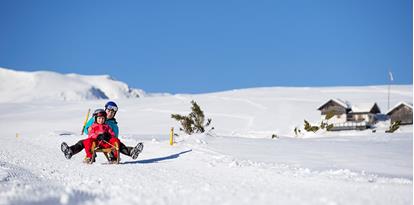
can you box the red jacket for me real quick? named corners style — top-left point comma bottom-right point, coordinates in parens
top-left (88, 123), bottom-right (116, 140)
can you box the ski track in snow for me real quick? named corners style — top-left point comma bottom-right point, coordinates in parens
top-left (207, 96), bottom-right (268, 110)
top-left (0, 131), bottom-right (412, 205)
top-left (186, 136), bottom-right (412, 185)
top-left (208, 112), bottom-right (255, 130)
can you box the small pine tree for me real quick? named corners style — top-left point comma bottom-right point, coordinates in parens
top-left (325, 110), bottom-right (335, 120)
top-left (304, 120), bottom-right (320, 133)
top-left (320, 110), bottom-right (335, 131)
top-left (171, 114), bottom-right (194, 134)
top-left (326, 124), bottom-right (334, 131)
top-left (171, 100), bottom-right (212, 135)
top-left (294, 127), bottom-right (301, 137)
top-left (304, 110), bottom-right (335, 133)
top-left (189, 101), bottom-right (211, 133)
top-left (386, 120), bottom-right (401, 133)
top-left (304, 120), bottom-right (311, 131)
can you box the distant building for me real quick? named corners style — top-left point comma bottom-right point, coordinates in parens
top-left (317, 99), bottom-right (381, 131)
top-left (349, 103), bottom-right (381, 124)
top-left (386, 102), bottom-right (413, 125)
top-left (317, 99), bottom-right (351, 123)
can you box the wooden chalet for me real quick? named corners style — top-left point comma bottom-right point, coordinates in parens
top-left (386, 102), bottom-right (413, 125)
top-left (317, 99), bottom-right (351, 123)
top-left (318, 99), bottom-right (381, 131)
top-left (349, 103), bottom-right (381, 124)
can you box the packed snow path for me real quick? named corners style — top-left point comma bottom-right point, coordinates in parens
top-left (0, 131), bottom-right (412, 205)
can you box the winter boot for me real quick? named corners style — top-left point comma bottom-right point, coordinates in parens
top-left (61, 142), bottom-right (73, 159)
top-left (83, 157), bottom-right (93, 164)
top-left (130, 142), bottom-right (144, 159)
top-left (107, 152), bottom-right (116, 162)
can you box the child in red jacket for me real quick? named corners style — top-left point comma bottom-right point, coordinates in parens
top-left (83, 109), bottom-right (120, 164)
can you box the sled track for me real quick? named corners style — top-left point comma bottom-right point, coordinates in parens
top-left (189, 142), bottom-right (413, 185)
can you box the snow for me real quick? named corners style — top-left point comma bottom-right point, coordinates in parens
top-left (0, 69), bottom-right (412, 205)
top-left (350, 103), bottom-right (378, 113)
top-left (318, 98), bottom-right (351, 110)
top-left (0, 67), bottom-right (146, 102)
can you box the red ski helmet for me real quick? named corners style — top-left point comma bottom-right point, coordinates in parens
top-left (93, 109), bottom-right (107, 121)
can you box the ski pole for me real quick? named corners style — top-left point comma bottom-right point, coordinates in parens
top-left (81, 109), bottom-right (91, 135)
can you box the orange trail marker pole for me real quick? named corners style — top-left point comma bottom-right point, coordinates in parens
top-left (81, 109), bottom-right (91, 135)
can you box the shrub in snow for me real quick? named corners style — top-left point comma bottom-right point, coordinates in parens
top-left (304, 111), bottom-right (334, 133)
top-left (293, 127), bottom-right (302, 137)
top-left (386, 120), bottom-right (401, 133)
top-left (304, 120), bottom-right (320, 133)
top-left (171, 100), bottom-right (212, 135)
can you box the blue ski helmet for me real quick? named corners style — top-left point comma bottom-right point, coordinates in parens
top-left (105, 101), bottom-right (118, 112)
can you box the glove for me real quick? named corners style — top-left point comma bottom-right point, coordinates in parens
top-left (97, 133), bottom-right (110, 141)
top-left (97, 134), bottom-right (104, 141)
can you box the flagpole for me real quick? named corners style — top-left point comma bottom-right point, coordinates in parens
top-left (388, 82), bottom-right (390, 110)
top-left (388, 71), bottom-right (393, 110)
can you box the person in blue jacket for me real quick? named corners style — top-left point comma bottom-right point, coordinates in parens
top-left (61, 101), bottom-right (143, 161)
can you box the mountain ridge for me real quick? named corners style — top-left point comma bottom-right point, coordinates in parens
top-left (0, 67), bottom-right (146, 102)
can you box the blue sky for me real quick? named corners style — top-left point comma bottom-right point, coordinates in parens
top-left (0, 0), bottom-right (412, 93)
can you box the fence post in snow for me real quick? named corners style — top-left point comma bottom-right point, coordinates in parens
top-left (170, 127), bottom-right (174, 145)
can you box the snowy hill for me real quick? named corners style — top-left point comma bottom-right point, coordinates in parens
top-left (0, 67), bottom-right (146, 102)
top-left (0, 69), bottom-right (412, 205)
top-left (115, 85), bottom-right (412, 138)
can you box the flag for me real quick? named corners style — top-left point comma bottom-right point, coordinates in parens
top-left (388, 71), bottom-right (394, 81)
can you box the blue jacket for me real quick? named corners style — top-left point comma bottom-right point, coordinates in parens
top-left (83, 117), bottom-right (119, 138)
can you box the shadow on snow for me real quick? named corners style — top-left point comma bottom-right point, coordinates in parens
top-left (122, 149), bottom-right (192, 164)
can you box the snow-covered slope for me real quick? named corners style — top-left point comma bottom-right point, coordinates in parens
top-left (115, 85), bottom-right (412, 137)
top-left (0, 69), bottom-right (412, 205)
top-left (0, 67), bottom-right (146, 102)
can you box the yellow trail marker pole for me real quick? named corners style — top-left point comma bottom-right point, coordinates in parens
top-left (81, 109), bottom-right (91, 135)
top-left (169, 127), bottom-right (174, 145)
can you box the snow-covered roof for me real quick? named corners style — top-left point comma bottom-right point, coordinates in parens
top-left (318, 98), bottom-right (351, 110)
top-left (349, 103), bottom-right (380, 114)
top-left (386, 101), bottom-right (413, 115)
